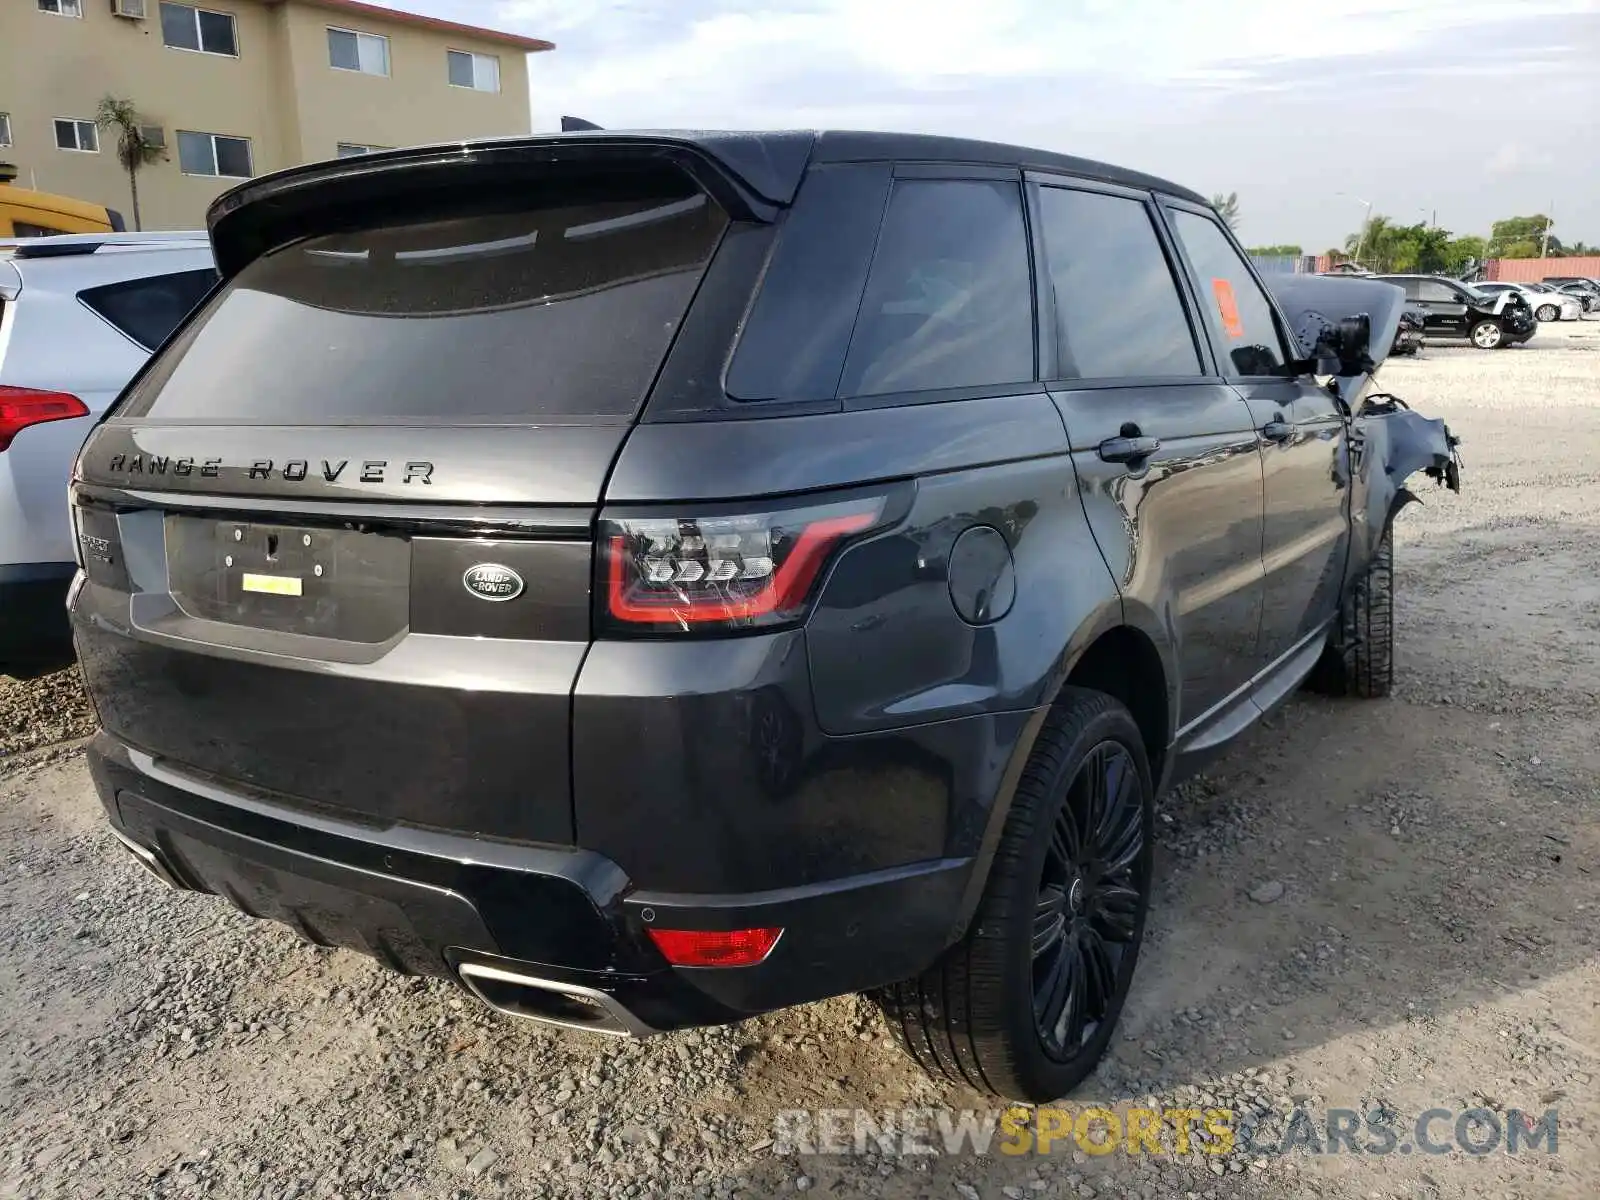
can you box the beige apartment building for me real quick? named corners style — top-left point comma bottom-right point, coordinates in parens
top-left (0, 0), bottom-right (551, 229)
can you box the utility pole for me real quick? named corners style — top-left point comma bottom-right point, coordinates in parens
top-left (1540, 204), bottom-right (1553, 259)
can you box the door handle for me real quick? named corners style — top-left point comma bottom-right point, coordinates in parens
top-left (1261, 418), bottom-right (1293, 443)
top-left (1098, 435), bottom-right (1161, 464)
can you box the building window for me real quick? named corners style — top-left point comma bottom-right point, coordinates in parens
top-left (327, 27), bottom-right (389, 76)
top-left (0, 114), bottom-right (12, 148)
top-left (54, 118), bottom-right (99, 153)
top-left (160, 2), bottom-right (238, 56)
top-left (38, 0), bottom-right (83, 16)
top-left (336, 143), bottom-right (390, 157)
top-left (177, 130), bottom-right (253, 178)
top-left (447, 50), bottom-right (500, 92)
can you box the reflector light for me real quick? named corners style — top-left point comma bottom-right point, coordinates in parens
top-left (647, 926), bottom-right (783, 967)
top-left (0, 386), bottom-right (90, 452)
top-left (602, 495), bottom-right (885, 633)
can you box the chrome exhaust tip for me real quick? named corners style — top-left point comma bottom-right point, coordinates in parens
top-left (456, 962), bottom-right (655, 1039)
top-left (109, 828), bottom-right (180, 890)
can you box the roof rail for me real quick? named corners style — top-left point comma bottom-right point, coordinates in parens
top-left (6, 230), bottom-right (209, 259)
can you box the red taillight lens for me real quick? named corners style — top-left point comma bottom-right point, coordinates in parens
top-left (601, 495), bottom-right (886, 633)
top-left (647, 926), bottom-right (783, 967)
top-left (0, 386), bottom-right (90, 452)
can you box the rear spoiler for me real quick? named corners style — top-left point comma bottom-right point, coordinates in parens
top-left (206, 131), bottom-right (817, 279)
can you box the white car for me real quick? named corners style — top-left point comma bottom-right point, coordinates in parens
top-left (1473, 281), bottom-right (1582, 322)
top-left (0, 232), bottom-right (215, 670)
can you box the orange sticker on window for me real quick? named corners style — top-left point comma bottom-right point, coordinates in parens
top-left (1212, 278), bottom-right (1245, 339)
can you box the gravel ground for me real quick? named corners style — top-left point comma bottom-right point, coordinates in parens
top-left (3, 321), bottom-right (1598, 1200)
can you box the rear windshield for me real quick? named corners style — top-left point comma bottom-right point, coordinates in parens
top-left (120, 169), bottom-right (727, 423)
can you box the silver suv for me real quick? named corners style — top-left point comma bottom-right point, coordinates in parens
top-left (0, 232), bottom-right (215, 669)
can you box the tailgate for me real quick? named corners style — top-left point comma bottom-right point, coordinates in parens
top-left (72, 159), bottom-right (733, 845)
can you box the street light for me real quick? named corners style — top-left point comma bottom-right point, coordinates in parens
top-left (1339, 192), bottom-right (1374, 266)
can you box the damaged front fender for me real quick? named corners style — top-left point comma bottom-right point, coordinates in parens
top-left (1268, 274), bottom-right (1464, 564)
top-left (1349, 394), bottom-right (1462, 560)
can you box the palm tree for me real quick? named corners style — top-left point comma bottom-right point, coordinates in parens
top-left (94, 95), bottom-right (165, 232)
top-left (1344, 214), bottom-right (1394, 270)
top-left (1210, 192), bottom-right (1241, 231)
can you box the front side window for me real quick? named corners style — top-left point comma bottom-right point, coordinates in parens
top-left (0, 113), bottom-right (12, 147)
top-left (838, 177), bottom-right (1034, 398)
top-left (160, 3), bottom-right (238, 55)
top-left (447, 50), bottom-right (500, 92)
top-left (54, 118), bottom-right (98, 153)
top-left (1037, 187), bottom-right (1201, 379)
top-left (177, 130), bottom-right (253, 177)
top-left (39, 0), bottom-right (83, 15)
top-left (79, 268), bottom-right (219, 351)
top-left (1169, 209), bottom-right (1289, 377)
top-left (328, 27), bottom-right (389, 76)
top-left (1418, 280), bottom-right (1457, 303)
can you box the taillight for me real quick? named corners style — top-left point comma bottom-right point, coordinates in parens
top-left (646, 926), bottom-right (783, 967)
top-left (600, 493), bottom-right (890, 634)
top-left (0, 386), bottom-right (89, 452)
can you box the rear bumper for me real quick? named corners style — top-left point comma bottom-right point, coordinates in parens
top-left (90, 733), bottom-right (974, 1032)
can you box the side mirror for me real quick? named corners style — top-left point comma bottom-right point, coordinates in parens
top-left (1331, 314), bottom-right (1373, 375)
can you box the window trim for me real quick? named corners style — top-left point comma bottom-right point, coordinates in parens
top-left (38, 0), bottom-right (83, 16)
top-left (1027, 177), bottom-right (1213, 388)
top-left (176, 129), bottom-right (253, 178)
top-left (1156, 196), bottom-right (1301, 382)
top-left (446, 47), bottom-right (501, 92)
top-left (53, 117), bottom-right (99, 154)
top-left (327, 25), bottom-right (391, 76)
top-left (159, 1), bottom-right (240, 58)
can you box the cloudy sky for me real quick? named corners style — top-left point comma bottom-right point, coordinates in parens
top-left (422, 0), bottom-right (1597, 249)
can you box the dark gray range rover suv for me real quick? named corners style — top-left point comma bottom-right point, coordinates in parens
top-left (68, 130), bottom-right (1459, 1102)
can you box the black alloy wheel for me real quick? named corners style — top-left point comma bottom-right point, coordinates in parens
top-left (875, 689), bottom-right (1155, 1101)
top-left (1032, 742), bottom-right (1145, 1060)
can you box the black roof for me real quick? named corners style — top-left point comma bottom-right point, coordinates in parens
top-left (206, 129), bottom-right (1204, 276)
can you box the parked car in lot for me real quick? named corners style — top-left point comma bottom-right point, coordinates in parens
top-left (1473, 281), bottom-right (1581, 322)
top-left (0, 171), bottom-right (125, 238)
top-left (1543, 278), bottom-right (1600, 313)
top-left (69, 131), bottom-right (1460, 1103)
top-left (0, 232), bottom-right (215, 670)
top-left (1375, 273), bottom-right (1536, 348)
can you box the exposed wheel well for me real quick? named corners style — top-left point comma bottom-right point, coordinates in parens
top-left (1063, 627), bottom-right (1170, 783)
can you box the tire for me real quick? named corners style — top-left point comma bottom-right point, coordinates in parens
top-left (1310, 526), bottom-right (1394, 698)
top-left (1469, 319), bottom-right (1504, 349)
top-left (1535, 304), bottom-right (1559, 322)
top-left (875, 688), bottom-right (1154, 1102)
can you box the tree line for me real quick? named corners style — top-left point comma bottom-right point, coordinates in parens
top-left (1244, 218), bottom-right (1596, 275)
top-left (1215, 195), bottom-right (1594, 274)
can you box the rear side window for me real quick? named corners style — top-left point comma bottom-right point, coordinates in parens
top-left (121, 170), bottom-right (728, 423)
top-left (1169, 209), bottom-right (1289, 378)
top-left (79, 268), bottom-right (218, 351)
top-left (726, 163), bottom-right (890, 403)
top-left (838, 178), bottom-right (1034, 398)
top-left (1036, 187), bottom-right (1200, 379)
